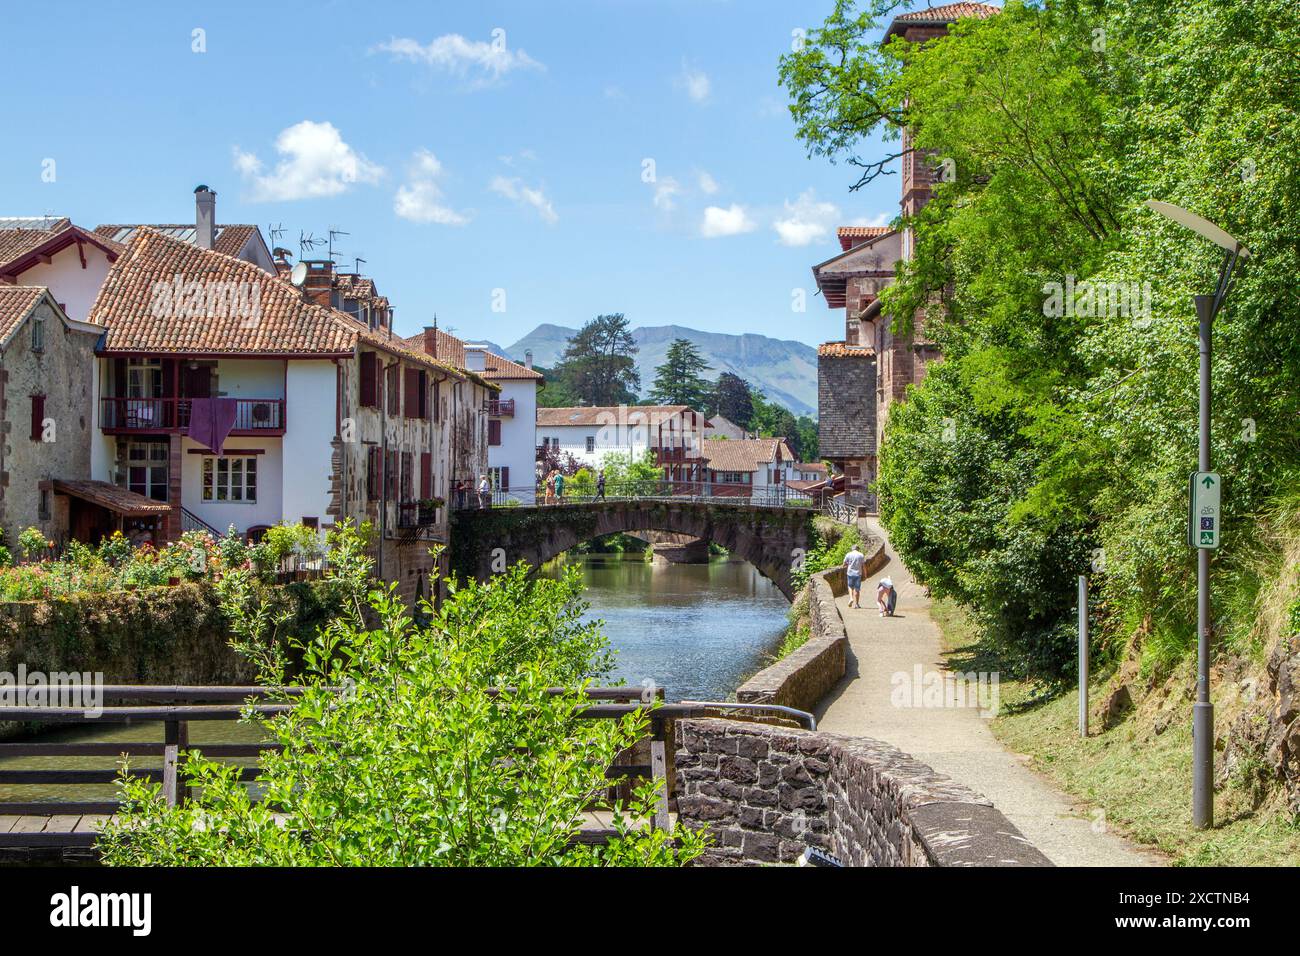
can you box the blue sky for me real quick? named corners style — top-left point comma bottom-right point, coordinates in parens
top-left (0, 0), bottom-right (905, 349)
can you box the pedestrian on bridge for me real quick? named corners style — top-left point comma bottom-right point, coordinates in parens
top-left (596, 470), bottom-right (606, 500)
top-left (843, 543), bottom-right (865, 608)
top-left (478, 475), bottom-right (492, 510)
top-left (554, 471), bottom-right (566, 503)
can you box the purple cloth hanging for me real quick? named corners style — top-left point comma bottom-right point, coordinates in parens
top-left (187, 398), bottom-right (239, 455)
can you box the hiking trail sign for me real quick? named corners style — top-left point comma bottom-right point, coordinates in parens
top-left (1188, 471), bottom-right (1221, 549)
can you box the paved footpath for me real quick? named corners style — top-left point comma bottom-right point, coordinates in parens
top-left (816, 518), bottom-right (1160, 866)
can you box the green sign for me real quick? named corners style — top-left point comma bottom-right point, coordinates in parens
top-left (1188, 471), bottom-right (1221, 550)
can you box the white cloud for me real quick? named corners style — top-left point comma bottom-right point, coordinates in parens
top-left (697, 171), bottom-right (719, 195)
top-left (700, 204), bottom-right (756, 238)
top-left (652, 176), bottom-right (682, 211)
top-left (677, 63), bottom-right (711, 103)
top-left (490, 175), bottom-right (558, 224)
top-left (233, 121), bottom-right (383, 202)
top-left (374, 33), bottom-right (544, 83)
top-left (394, 150), bottom-right (470, 225)
top-left (772, 189), bottom-right (841, 247)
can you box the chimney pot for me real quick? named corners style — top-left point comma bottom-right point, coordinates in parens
top-left (194, 185), bottom-right (216, 251)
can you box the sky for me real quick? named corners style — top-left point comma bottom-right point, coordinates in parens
top-left (0, 0), bottom-right (906, 349)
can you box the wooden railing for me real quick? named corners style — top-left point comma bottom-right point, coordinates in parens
top-left (486, 398), bottom-right (515, 418)
top-left (0, 684), bottom-right (726, 858)
top-left (99, 398), bottom-right (286, 433)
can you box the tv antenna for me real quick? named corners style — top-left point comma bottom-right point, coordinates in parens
top-left (268, 223), bottom-right (286, 246)
top-left (298, 230), bottom-right (325, 259)
top-left (354, 256), bottom-right (366, 274)
top-left (328, 228), bottom-right (350, 263)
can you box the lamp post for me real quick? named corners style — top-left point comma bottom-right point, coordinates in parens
top-left (1144, 200), bottom-right (1249, 829)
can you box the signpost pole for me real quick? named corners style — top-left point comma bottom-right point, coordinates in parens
top-left (1078, 575), bottom-right (1088, 738)
top-left (1192, 293), bottom-right (1215, 829)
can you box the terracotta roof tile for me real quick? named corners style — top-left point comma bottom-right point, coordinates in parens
top-left (0, 222), bottom-right (123, 274)
top-left (401, 329), bottom-right (543, 381)
top-left (700, 438), bottom-right (790, 473)
top-left (52, 479), bottom-right (173, 516)
top-left (818, 341), bottom-right (875, 358)
top-left (94, 223), bottom-right (260, 260)
top-left (0, 286), bottom-right (48, 344)
top-left (537, 405), bottom-right (699, 428)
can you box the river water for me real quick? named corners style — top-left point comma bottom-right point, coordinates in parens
top-left (0, 554), bottom-right (789, 806)
top-left (540, 553), bottom-right (791, 701)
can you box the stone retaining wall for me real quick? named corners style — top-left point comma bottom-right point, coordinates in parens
top-left (735, 529), bottom-right (885, 712)
top-left (675, 718), bottom-right (1051, 867)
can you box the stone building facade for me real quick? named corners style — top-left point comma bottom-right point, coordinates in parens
top-left (812, 2), bottom-right (999, 507)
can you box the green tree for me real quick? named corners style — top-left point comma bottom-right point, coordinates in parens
top-left (99, 531), bottom-right (705, 866)
top-left (710, 372), bottom-right (754, 427)
top-left (649, 338), bottom-right (712, 409)
top-left (551, 314), bottom-right (640, 406)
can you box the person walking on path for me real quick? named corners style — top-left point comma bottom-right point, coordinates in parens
top-left (876, 575), bottom-right (896, 616)
top-left (544, 470), bottom-right (556, 506)
top-left (554, 471), bottom-right (566, 503)
top-left (477, 475), bottom-right (492, 510)
top-left (595, 470), bottom-right (606, 500)
top-left (843, 542), bottom-right (866, 608)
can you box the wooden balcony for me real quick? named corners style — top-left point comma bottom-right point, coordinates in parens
top-left (487, 398), bottom-right (516, 418)
top-left (99, 398), bottom-right (286, 435)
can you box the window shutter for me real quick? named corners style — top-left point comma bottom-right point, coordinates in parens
top-left (488, 419), bottom-right (502, 446)
top-left (433, 380), bottom-right (441, 422)
top-left (404, 368), bottom-right (418, 418)
top-left (386, 366), bottom-right (400, 417)
top-left (386, 450), bottom-right (399, 500)
top-left (418, 371), bottom-right (429, 418)
top-left (501, 467), bottom-right (509, 492)
top-left (366, 447), bottom-right (380, 501)
top-left (30, 395), bottom-right (45, 441)
top-left (419, 452), bottom-right (432, 499)
top-left (359, 353), bottom-right (378, 408)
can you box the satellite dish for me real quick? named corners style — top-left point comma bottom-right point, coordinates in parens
top-left (1145, 201), bottom-right (1250, 258)
top-left (289, 262), bottom-right (309, 287)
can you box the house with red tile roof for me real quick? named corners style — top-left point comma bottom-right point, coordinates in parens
top-left (699, 437), bottom-right (797, 501)
top-left (0, 287), bottom-right (110, 542)
top-left (812, 2), bottom-right (997, 510)
top-left (0, 217), bottom-right (123, 323)
top-left (402, 326), bottom-right (543, 503)
top-left (84, 192), bottom-right (494, 601)
top-left (536, 404), bottom-right (707, 483)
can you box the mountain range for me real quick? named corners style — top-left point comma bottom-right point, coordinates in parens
top-left (485, 324), bottom-right (818, 417)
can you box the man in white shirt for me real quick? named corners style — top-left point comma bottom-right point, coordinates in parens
top-left (843, 544), bottom-right (865, 608)
top-left (478, 475), bottom-right (491, 510)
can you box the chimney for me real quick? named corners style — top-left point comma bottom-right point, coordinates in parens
top-left (194, 185), bottom-right (216, 250)
top-left (302, 260), bottom-right (334, 308)
top-left (524, 349), bottom-right (533, 369)
top-left (422, 325), bottom-right (438, 357)
top-left (464, 346), bottom-right (487, 372)
top-left (272, 247), bottom-right (293, 280)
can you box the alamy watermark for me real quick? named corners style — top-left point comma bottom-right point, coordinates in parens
top-left (890, 664), bottom-right (1000, 718)
top-left (1042, 275), bottom-right (1152, 320)
top-left (0, 665), bottom-right (104, 716)
top-left (150, 275), bottom-right (263, 327)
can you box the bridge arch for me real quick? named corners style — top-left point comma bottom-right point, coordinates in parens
top-left (449, 500), bottom-right (815, 600)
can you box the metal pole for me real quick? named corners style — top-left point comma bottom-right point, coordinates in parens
top-left (1192, 292), bottom-right (1215, 829)
top-left (1078, 575), bottom-right (1088, 737)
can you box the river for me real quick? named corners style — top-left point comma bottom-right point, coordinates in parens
top-left (0, 554), bottom-right (789, 807)
top-left (540, 552), bottom-right (791, 701)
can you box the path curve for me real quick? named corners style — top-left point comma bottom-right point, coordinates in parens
top-left (816, 518), bottom-right (1160, 866)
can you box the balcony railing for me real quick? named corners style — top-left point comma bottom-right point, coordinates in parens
top-left (100, 398), bottom-right (286, 434)
top-left (397, 500), bottom-right (440, 529)
top-left (486, 398), bottom-right (515, 418)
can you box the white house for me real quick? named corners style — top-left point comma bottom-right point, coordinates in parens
top-left (536, 405), bottom-right (707, 482)
top-left (0, 217), bottom-right (123, 322)
top-left (699, 437), bottom-right (797, 501)
top-left (403, 329), bottom-right (543, 504)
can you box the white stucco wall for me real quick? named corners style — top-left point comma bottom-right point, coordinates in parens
top-left (181, 436), bottom-right (283, 534)
top-left (489, 379), bottom-right (537, 503)
top-left (15, 243), bottom-right (114, 323)
top-left (212, 359), bottom-right (285, 399)
top-left (281, 360), bottom-right (337, 525)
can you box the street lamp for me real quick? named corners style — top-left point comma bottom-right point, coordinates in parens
top-left (1144, 199), bottom-right (1249, 829)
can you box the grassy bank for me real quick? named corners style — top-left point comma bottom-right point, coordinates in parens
top-left (933, 597), bottom-right (1300, 866)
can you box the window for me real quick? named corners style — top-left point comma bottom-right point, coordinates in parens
top-left (31, 313), bottom-right (45, 353)
top-left (400, 452), bottom-right (413, 501)
top-left (126, 441), bottom-right (168, 501)
top-left (489, 466), bottom-right (510, 493)
top-left (385, 365), bottom-right (401, 417)
top-left (420, 452), bottom-right (433, 499)
top-left (203, 456), bottom-right (257, 502)
top-left (404, 368), bottom-right (429, 419)
top-left (29, 395), bottom-right (45, 441)
top-left (585, 436), bottom-right (595, 454)
top-left (359, 352), bottom-right (380, 408)
top-left (38, 488), bottom-right (51, 520)
top-left (366, 446), bottom-right (381, 501)
top-left (488, 420), bottom-right (502, 446)
top-left (126, 358), bottom-right (163, 399)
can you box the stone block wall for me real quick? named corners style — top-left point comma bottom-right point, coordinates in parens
top-left (675, 718), bottom-right (1051, 867)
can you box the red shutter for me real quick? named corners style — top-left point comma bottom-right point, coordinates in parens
top-left (30, 395), bottom-right (45, 441)
top-left (404, 368), bottom-right (418, 418)
top-left (418, 371), bottom-right (429, 419)
top-left (359, 353), bottom-right (377, 408)
top-left (419, 452), bottom-right (432, 499)
top-left (488, 419), bottom-right (502, 446)
top-left (367, 447), bottom-right (380, 501)
top-left (386, 450), bottom-right (399, 500)
top-left (386, 366), bottom-right (400, 417)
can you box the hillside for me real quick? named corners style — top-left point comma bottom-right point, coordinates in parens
top-left (500, 323), bottom-right (818, 417)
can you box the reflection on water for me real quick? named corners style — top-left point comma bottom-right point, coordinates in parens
top-left (542, 553), bottom-right (790, 702)
top-left (0, 554), bottom-right (789, 805)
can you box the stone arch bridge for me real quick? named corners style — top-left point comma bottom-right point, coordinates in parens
top-left (448, 500), bottom-right (816, 600)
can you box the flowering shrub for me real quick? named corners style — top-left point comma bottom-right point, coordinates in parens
top-left (0, 522), bottom-right (335, 603)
